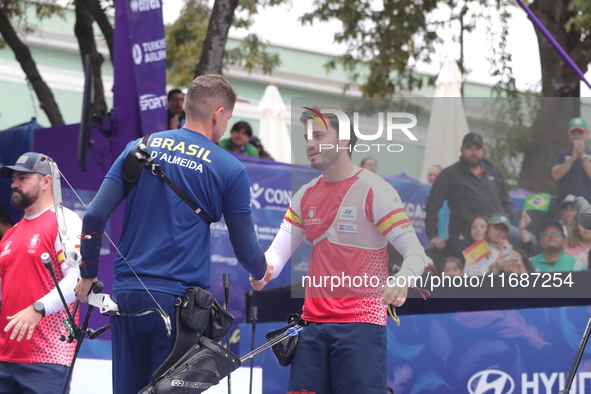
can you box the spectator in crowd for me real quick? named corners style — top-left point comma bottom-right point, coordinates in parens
top-left (465, 215), bottom-right (511, 276)
top-left (517, 210), bottom-right (536, 256)
top-left (0, 152), bottom-right (81, 393)
top-left (0, 204), bottom-right (14, 240)
top-left (490, 248), bottom-right (533, 275)
top-left (360, 157), bottom-right (378, 173)
top-left (460, 214), bottom-right (489, 254)
top-left (560, 194), bottom-right (577, 237)
top-left (565, 218), bottom-right (591, 267)
top-left (167, 89), bottom-right (185, 129)
top-left (249, 135), bottom-right (274, 160)
top-left (426, 132), bottom-right (513, 256)
top-left (510, 248), bottom-right (534, 274)
top-left (219, 121), bottom-right (259, 157)
top-left (441, 256), bottom-right (464, 277)
top-left (464, 213), bottom-right (534, 276)
top-left (530, 219), bottom-right (587, 272)
top-left (552, 117), bottom-right (591, 205)
top-left (427, 165), bottom-right (442, 184)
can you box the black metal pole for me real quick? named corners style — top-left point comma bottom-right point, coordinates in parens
top-left (249, 306), bottom-right (258, 394)
top-left (41, 253), bottom-right (77, 336)
top-left (559, 316), bottom-right (591, 393)
top-left (61, 300), bottom-right (94, 394)
top-left (223, 273), bottom-right (231, 394)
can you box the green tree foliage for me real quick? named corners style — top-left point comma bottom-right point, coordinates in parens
top-left (301, 0), bottom-right (591, 193)
top-left (165, 0), bottom-right (211, 88)
top-left (0, 1), bottom-right (65, 125)
top-left (301, 0), bottom-right (442, 97)
top-left (165, 0), bottom-right (286, 88)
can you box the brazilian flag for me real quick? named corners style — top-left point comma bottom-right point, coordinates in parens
top-left (524, 193), bottom-right (551, 212)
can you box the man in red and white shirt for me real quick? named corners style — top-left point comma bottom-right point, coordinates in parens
top-left (0, 152), bottom-right (81, 394)
top-left (252, 106), bottom-right (430, 394)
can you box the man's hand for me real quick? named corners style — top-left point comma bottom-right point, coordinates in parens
top-left (519, 210), bottom-right (532, 230)
top-left (573, 140), bottom-right (586, 158)
top-left (430, 236), bottom-right (446, 251)
top-left (74, 277), bottom-right (98, 303)
top-left (489, 249), bottom-right (510, 275)
top-left (381, 277), bottom-right (408, 307)
top-left (496, 249), bottom-right (510, 265)
top-left (249, 263), bottom-right (274, 291)
top-left (4, 305), bottom-right (42, 341)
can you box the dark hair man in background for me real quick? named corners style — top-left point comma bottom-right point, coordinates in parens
top-left (219, 121), bottom-right (259, 157)
top-left (167, 89), bottom-right (185, 129)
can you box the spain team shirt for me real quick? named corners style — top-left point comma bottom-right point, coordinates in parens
top-left (0, 207), bottom-right (81, 365)
top-left (284, 168), bottom-right (416, 325)
top-left (105, 128), bottom-right (253, 295)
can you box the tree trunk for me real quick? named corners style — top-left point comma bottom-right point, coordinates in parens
top-left (75, 1), bottom-right (107, 116)
top-left (194, 0), bottom-right (239, 77)
top-left (0, 9), bottom-right (64, 126)
top-left (518, 0), bottom-right (591, 192)
top-left (78, 0), bottom-right (114, 62)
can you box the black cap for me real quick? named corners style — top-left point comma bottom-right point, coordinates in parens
top-left (561, 194), bottom-right (576, 208)
top-left (540, 219), bottom-right (565, 237)
top-left (462, 133), bottom-right (484, 148)
top-left (250, 136), bottom-right (262, 148)
top-left (0, 152), bottom-right (52, 178)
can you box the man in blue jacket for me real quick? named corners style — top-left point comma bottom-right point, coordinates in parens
top-left (74, 75), bottom-right (270, 393)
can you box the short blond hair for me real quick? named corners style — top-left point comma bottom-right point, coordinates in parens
top-left (185, 75), bottom-right (237, 121)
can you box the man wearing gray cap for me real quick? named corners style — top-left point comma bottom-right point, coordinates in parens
top-left (0, 152), bottom-right (81, 393)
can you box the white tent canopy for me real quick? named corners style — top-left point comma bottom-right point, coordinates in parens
top-left (419, 60), bottom-right (470, 183)
top-left (257, 83), bottom-right (291, 163)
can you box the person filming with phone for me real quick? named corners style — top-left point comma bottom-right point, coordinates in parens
top-left (465, 212), bottom-right (536, 276)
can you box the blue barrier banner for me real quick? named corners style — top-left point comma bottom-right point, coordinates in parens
top-left (80, 304), bottom-right (591, 393)
top-left (240, 305), bottom-right (591, 394)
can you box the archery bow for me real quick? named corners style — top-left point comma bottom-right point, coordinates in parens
top-left (47, 158), bottom-right (172, 333)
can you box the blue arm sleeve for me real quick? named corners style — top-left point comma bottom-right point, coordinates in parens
top-left (80, 178), bottom-right (125, 279)
top-left (225, 214), bottom-right (267, 281)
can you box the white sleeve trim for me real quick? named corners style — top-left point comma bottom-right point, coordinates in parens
top-left (39, 262), bottom-right (79, 316)
top-left (265, 220), bottom-right (306, 280)
top-left (386, 230), bottom-right (430, 280)
top-left (41, 207), bottom-right (82, 315)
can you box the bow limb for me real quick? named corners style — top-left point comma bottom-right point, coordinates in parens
top-left (58, 169), bottom-right (171, 336)
top-left (48, 159), bottom-right (80, 269)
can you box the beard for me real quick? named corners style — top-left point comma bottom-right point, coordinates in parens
top-left (460, 155), bottom-right (481, 168)
top-left (308, 140), bottom-right (342, 171)
top-left (11, 188), bottom-right (36, 210)
top-left (310, 149), bottom-right (340, 170)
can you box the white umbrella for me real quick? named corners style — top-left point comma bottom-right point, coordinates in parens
top-left (419, 60), bottom-right (470, 183)
top-left (257, 83), bottom-right (291, 163)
